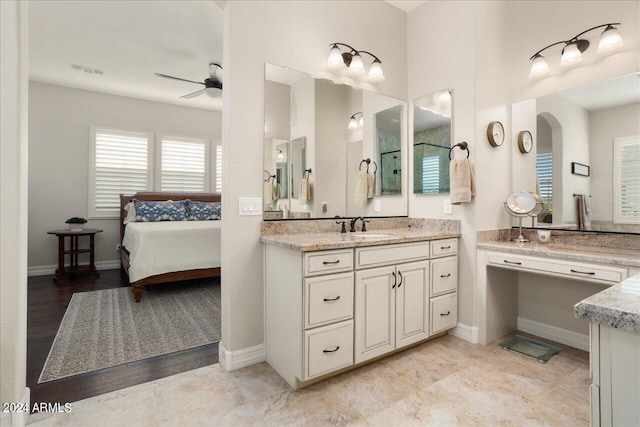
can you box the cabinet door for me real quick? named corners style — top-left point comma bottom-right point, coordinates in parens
top-left (396, 260), bottom-right (430, 349)
top-left (355, 265), bottom-right (396, 364)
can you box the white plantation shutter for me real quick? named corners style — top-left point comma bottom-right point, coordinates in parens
top-left (614, 136), bottom-right (640, 224)
top-left (90, 128), bottom-right (151, 218)
top-left (160, 136), bottom-right (209, 192)
top-left (215, 145), bottom-right (222, 193)
top-left (421, 156), bottom-right (440, 194)
top-left (536, 152), bottom-right (553, 210)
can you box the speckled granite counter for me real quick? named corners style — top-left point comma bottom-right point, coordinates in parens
top-left (261, 229), bottom-right (460, 252)
top-left (476, 241), bottom-right (640, 268)
top-left (575, 274), bottom-right (640, 334)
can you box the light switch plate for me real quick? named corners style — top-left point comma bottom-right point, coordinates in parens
top-left (374, 200), bottom-right (381, 213)
top-left (239, 197), bottom-right (263, 216)
top-left (444, 198), bottom-right (452, 215)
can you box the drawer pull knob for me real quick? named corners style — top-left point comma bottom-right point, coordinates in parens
top-left (397, 271), bottom-right (403, 288)
top-left (503, 260), bottom-right (522, 265)
top-left (392, 271), bottom-right (397, 289)
top-left (441, 245), bottom-right (451, 249)
top-left (440, 273), bottom-right (451, 278)
top-left (322, 260), bottom-right (340, 265)
top-left (570, 269), bottom-right (596, 275)
top-left (440, 311), bottom-right (451, 316)
top-left (323, 346), bottom-right (340, 353)
top-left (323, 296), bottom-right (341, 302)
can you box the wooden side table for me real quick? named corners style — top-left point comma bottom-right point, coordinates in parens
top-left (47, 228), bottom-right (103, 280)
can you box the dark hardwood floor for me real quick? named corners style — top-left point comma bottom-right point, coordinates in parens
top-left (28, 269), bottom-right (219, 404)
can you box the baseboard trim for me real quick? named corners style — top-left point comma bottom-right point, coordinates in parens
top-left (449, 323), bottom-right (479, 344)
top-left (28, 261), bottom-right (120, 277)
top-left (1, 387), bottom-right (30, 427)
top-left (218, 343), bottom-right (265, 371)
top-left (517, 317), bottom-right (589, 352)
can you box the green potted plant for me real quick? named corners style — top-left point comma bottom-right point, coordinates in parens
top-left (65, 217), bottom-right (88, 230)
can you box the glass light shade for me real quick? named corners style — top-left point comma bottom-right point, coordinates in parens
top-left (437, 91), bottom-right (451, 104)
top-left (358, 116), bottom-right (364, 127)
top-left (368, 61), bottom-right (385, 82)
top-left (560, 42), bottom-right (582, 67)
top-left (529, 55), bottom-right (550, 78)
top-left (348, 53), bottom-right (365, 76)
top-left (327, 45), bottom-right (344, 69)
top-left (348, 117), bottom-right (358, 130)
top-left (597, 26), bottom-right (624, 53)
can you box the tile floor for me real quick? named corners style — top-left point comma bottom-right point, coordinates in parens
top-left (27, 333), bottom-right (590, 426)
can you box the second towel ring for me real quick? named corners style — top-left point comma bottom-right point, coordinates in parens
top-left (303, 168), bottom-right (312, 178)
top-left (359, 158), bottom-right (378, 173)
top-left (449, 142), bottom-right (470, 161)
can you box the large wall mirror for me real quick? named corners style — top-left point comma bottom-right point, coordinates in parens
top-left (263, 63), bottom-right (408, 220)
top-left (512, 73), bottom-right (640, 234)
top-left (413, 90), bottom-right (453, 194)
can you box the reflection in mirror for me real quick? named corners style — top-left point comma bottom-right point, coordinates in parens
top-left (515, 73), bottom-right (640, 234)
top-left (264, 63), bottom-right (408, 220)
top-left (413, 90), bottom-right (452, 194)
top-left (275, 141), bottom-right (288, 200)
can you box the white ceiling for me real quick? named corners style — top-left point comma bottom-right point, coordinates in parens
top-left (385, 1), bottom-right (427, 13)
top-left (559, 72), bottom-right (640, 111)
top-left (29, 1), bottom-right (224, 111)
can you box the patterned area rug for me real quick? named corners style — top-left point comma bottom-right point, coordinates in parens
top-left (39, 281), bottom-right (220, 383)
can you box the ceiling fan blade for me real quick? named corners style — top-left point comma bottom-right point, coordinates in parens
top-left (181, 89), bottom-right (206, 99)
top-left (154, 73), bottom-right (205, 86)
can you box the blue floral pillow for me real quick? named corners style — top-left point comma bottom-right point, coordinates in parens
top-left (186, 200), bottom-right (221, 221)
top-left (133, 200), bottom-right (187, 222)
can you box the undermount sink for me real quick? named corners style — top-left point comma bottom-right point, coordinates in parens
top-left (351, 233), bottom-right (397, 239)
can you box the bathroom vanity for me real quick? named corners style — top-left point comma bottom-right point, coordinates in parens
top-left (262, 228), bottom-right (459, 388)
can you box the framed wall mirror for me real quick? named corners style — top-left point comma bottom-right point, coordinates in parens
top-left (512, 73), bottom-right (640, 234)
top-left (413, 89), bottom-right (453, 194)
top-left (263, 63), bottom-right (408, 220)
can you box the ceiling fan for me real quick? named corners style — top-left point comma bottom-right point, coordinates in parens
top-left (155, 63), bottom-right (223, 99)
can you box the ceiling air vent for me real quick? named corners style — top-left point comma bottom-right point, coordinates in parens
top-left (69, 63), bottom-right (104, 75)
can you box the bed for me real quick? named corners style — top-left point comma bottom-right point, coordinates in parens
top-left (120, 192), bottom-right (222, 302)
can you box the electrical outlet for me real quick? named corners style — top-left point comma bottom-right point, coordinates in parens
top-left (374, 200), bottom-right (381, 213)
top-left (444, 198), bottom-right (453, 215)
top-left (322, 201), bottom-right (328, 213)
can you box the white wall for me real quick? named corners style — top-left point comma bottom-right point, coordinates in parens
top-left (28, 82), bottom-right (222, 271)
top-left (590, 102), bottom-right (640, 222)
top-left (221, 0), bottom-right (407, 353)
top-left (1, 0), bottom-right (29, 422)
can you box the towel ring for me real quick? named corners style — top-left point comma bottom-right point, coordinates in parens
top-left (359, 158), bottom-right (371, 172)
top-left (448, 142), bottom-right (470, 161)
top-left (303, 168), bottom-right (312, 178)
top-left (264, 170), bottom-right (276, 182)
top-left (372, 161), bottom-right (378, 174)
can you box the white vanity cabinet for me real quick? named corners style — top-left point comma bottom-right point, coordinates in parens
top-left (265, 237), bottom-right (459, 389)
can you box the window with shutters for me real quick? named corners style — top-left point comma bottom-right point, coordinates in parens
top-left (89, 127), bottom-right (152, 218)
top-left (158, 135), bottom-right (209, 192)
top-left (536, 152), bottom-right (553, 212)
top-left (421, 156), bottom-right (440, 194)
top-left (215, 145), bottom-right (222, 193)
top-left (614, 136), bottom-right (640, 224)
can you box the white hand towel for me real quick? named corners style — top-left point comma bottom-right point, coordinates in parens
top-left (367, 172), bottom-right (375, 199)
top-left (274, 183), bottom-right (281, 200)
top-left (355, 171), bottom-right (368, 204)
top-left (299, 178), bottom-right (311, 203)
top-left (264, 181), bottom-right (275, 204)
top-left (449, 158), bottom-right (476, 204)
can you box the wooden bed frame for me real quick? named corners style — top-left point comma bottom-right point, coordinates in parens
top-left (119, 192), bottom-right (222, 302)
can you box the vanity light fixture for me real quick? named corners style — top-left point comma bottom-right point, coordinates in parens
top-left (327, 43), bottom-right (385, 82)
top-left (528, 23), bottom-right (623, 79)
top-left (348, 112), bottom-right (364, 130)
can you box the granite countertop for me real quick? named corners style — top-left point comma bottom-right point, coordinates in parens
top-left (575, 274), bottom-right (640, 334)
top-left (261, 228), bottom-right (460, 252)
top-left (477, 240), bottom-right (640, 268)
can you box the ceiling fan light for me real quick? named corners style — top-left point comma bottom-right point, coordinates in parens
top-left (205, 87), bottom-right (222, 98)
top-left (560, 42), bottom-right (583, 67)
top-left (368, 60), bottom-right (385, 82)
top-left (348, 53), bottom-right (365, 76)
top-left (529, 54), bottom-right (550, 78)
top-left (327, 45), bottom-right (344, 69)
top-left (597, 25), bottom-right (624, 54)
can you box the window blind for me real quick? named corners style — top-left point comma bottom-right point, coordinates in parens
top-left (215, 145), bottom-right (222, 193)
top-left (536, 152), bottom-right (553, 211)
top-left (160, 137), bottom-right (207, 192)
top-left (614, 136), bottom-right (640, 224)
top-left (421, 156), bottom-right (440, 194)
top-left (92, 129), bottom-right (150, 216)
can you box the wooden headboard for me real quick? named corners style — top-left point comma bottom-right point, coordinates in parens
top-left (119, 192), bottom-right (222, 243)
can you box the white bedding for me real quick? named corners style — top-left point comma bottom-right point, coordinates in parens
top-left (122, 221), bottom-right (221, 283)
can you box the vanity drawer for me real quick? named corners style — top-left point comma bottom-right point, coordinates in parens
top-left (355, 242), bottom-right (429, 269)
top-left (304, 320), bottom-right (354, 380)
top-left (431, 292), bottom-right (458, 334)
top-left (431, 256), bottom-right (458, 297)
top-left (304, 249), bottom-right (354, 277)
top-left (305, 272), bottom-right (354, 329)
top-left (487, 252), bottom-right (626, 284)
top-left (430, 239), bottom-right (458, 258)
